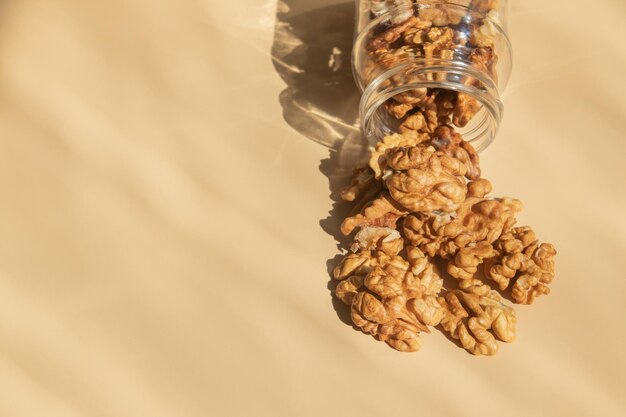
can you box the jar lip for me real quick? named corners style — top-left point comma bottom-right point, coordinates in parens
top-left (359, 61), bottom-right (503, 152)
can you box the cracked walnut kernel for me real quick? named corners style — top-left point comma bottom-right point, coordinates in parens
top-left (438, 289), bottom-right (516, 356)
top-left (484, 226), bottom-right (557, 304)
top-left (334, 243), bottom-right (444, 352)
top-left (341, 193), bottom-right (408, 235)
top-left (385, 166), bottom-right (467, 213)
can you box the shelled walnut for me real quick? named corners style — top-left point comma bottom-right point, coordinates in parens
top-left (403, 192), bottom-right (522, 259)
top-left (438, 289), bottom-right (516, 356)
top-left (385, 162), bottom-right (467, 213)
top-left (369, 130), bottom-right (430, 178)
top-left (484, 226), bottom-right (557, 304)
top-left (431, 125), bottom-right (481, 180)
top-left (418, 1), bottom-right (470, 27)
top-left (341, 193), bottom-right (408, 235)
top-left (367, 16), bottom-right (419, 51)
top-left (447, 241), bottom-right (495, 280)
top-left (333, 231), bottom-right (444, 352)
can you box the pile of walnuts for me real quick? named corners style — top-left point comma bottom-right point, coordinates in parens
top-left (333, 127), bottom-right (556, 355)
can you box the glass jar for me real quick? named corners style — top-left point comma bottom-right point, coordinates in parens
top-left (352, 0), bottom-right (512, 151)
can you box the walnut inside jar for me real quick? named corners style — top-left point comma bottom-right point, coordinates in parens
top-left (484, 226), bottom-right (557, 304)
top-left (364, 3), bottom-right (499, 132)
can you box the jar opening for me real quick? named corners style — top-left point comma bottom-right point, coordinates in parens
top-left (359, 61), bottom-right (503, 152)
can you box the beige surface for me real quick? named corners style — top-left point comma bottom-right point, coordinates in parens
top-left (0, 0), bottom-right (625, 416)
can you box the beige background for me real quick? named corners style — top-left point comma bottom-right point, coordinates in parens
top-left (0, 0), bottom-right (625, 416)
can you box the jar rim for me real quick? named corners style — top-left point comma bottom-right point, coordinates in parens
top-left (359, 61), bottom-right (503, 152)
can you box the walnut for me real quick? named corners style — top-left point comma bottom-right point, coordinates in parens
top-left (397, 93), bottom-right (482, 143)
top-left (386, 100), bottom-right (415, 119)
top-left (406, 246), bottom-right (443, 294)
top-left (393, 88), bottom-right (429, 105)
top-left (384, 144), bottom-right (467, 177)
top-left (333, 248), bottom-right (405, 283)
top-left (341, 167), bottom-right (378, 202)
top-left (403, 213), bottom-right (442, 257)
top-left (352, 226), bottom-right (403, 257)
top-left (370, 45), bottom-right (417, 71)
top-left (333, 240), bottom-right (408, 305)
top-left (336, 275), bottom-right (364, 305)
top-left (385, 159), bottom-right (467, 212)
top-left (387, 0), bottom-right (415, 24)
top-left (367, 16), bottom-right (419, 51)
top-left (334, 244), bottom-right (444, 352)
top-left (369, 130), bottom-right (430, 178)
top-left (418, 7), bottom-right (449, 27)
top-left (431, 125), bottom-right (481, 180)
top-left (470, 46), bottom-right (498, 81)
top-left (447, 241), bottom-right (495, 280)
top-left (467, 178), bottom-right (492, 198)
top-left (484, 226), bottom-right (557, 304)
top-left (433, 90), bottom-right (457, 124)
top-left (470, 17), bottom-right (498, 48)
top-left (453, 93), bottom-right (481, 128)
top-left (438, 289), bottom-right (516, 355)
top-left (403, 189), bottom-right (522, 259)
top-left (403, 26), bottom-right (426, 46)
top-left (341, 193), bottom-right (409, 235)
top-left (458, 278), bottom-right (491, 296)
top-left (396, 91), bottom-right (454, 134)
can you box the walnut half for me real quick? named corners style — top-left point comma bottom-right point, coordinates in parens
top-left (484, 226), bottom-right (557, 304)
top-left (438, 289), bottom-right (516, 355)
top-left (333, 243), bottom-right (444, 352)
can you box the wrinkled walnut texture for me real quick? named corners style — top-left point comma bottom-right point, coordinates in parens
top-left (438, 289), bottom-right (516, 356)
top-left (333, 232), bottom-right (444, 352)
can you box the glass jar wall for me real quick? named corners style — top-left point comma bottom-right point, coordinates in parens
top-left (352, 0), bottom-right (511, 151)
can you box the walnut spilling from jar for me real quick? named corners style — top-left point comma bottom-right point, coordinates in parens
top-left (369, 130), bottom-right (431, 178)
top-left (447, 241), bottom-right (495, 280)
top-left (438, 289), bottom-right (516, 356)
top-left (403, 188), bottom-right (522, 259)
top-left (332, 127), bottom-right (556, 353)
top-left (333, 229), bottom-right (444, 352)
top-left (484, 226), bottom-right (557, 304)
top-left (341, 193), bottom-right (408, 235)
top-left (341, 167), bottom-right (378, 202)
top-left (385, 159), bottom-right (467, 213)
